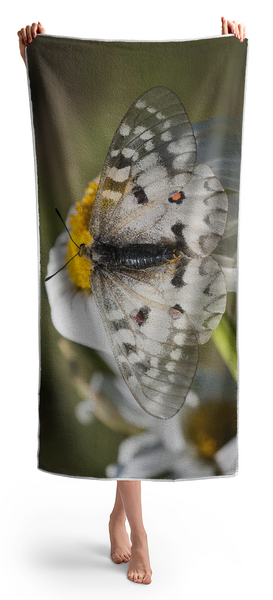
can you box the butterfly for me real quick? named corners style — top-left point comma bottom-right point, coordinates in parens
top-left (55, 86), bottom-right (228, 419)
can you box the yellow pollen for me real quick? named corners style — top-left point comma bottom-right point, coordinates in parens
top-left (66, 180), bottom-right (98, 290)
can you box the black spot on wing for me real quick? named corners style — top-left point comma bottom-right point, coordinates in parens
top-left (171, 222), bottom-right (194, 258)
top-left (119, 361), bottom-right (134, 380)
top-left (122, 343), bottom-right (137, 356)
top-left (130, 305), bottom-right (150, 326)
top-left (134, 362), bottom-right (150, 374)
top-left (133, 185), bottom-right (149, 205)
top-left (110, 318), bottom-right (131, 332)
top-left (115, 152), bottom-right (131, 170)
top-left (171, 222), bottom-right (185, 238)
top-left (171, 257), bottom-right (190, 288)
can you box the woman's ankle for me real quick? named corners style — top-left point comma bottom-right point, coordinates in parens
top-left (130, 527), bottom-right (147, 543)
top-left (109, 510), bottom-right (126, 525)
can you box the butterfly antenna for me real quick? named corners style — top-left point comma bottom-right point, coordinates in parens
top-left (45, 208), bottom-right (81, 282)
top-left (45, 250), bottom-right (80, 282)
top-left (55, 207), bottom-right (80, 249)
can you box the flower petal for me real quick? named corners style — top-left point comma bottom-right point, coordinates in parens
top-left (45, 230), bottom-right (109, 351)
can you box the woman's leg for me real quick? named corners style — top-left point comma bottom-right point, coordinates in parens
top-left (117, 481), bottom-right (152, 584)
top-left (109, 483), bottom-right (131, 564)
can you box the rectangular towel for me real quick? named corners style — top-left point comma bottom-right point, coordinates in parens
top-left (27, 35), bottom-right (247, 479)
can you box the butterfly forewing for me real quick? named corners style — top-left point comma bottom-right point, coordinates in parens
top-left (89, 87), bottom-right (197, 242)
top-left (100, 162), bottom-right (228, 251)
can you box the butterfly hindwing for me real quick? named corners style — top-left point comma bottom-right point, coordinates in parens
top-left (90, 265), bottom-right (199, 419)
top-left (134, 256), bottom-right (227, 345)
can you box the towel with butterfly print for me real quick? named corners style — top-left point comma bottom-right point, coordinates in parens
top-left (27, 35), bottom-right (247, 479)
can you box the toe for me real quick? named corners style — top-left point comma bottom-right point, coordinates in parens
top-left (122, 555), bottom-right (129, 563)
top-left (143, 574), bottom-right (152, 584)
top-left (111, 552), bottom-right (123, 564)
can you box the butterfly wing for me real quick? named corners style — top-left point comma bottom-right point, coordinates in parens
top-left (90, 251), bottom-right (226, 419)
top-left (89, 87), bottom-right (197, 244)
top-left (135, 255), bottom-right (227, 345)
top-left (90, 265), bottom-right (199, 419)
top-left (110, 163), bottom-right (228, 256)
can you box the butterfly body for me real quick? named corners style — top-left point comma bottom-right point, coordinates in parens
top-left (77, 87), bottom-right (228, 419)
top-left (80, 240), bottom-right (183, 270)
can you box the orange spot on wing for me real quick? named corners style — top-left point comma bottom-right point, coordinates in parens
top-left (171, 192), bottom-right (182, 201)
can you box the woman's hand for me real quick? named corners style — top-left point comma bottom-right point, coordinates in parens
top-left (221, 17), bottom-right (246, 42)
top-left (17, 22), bottom-right (46, 65)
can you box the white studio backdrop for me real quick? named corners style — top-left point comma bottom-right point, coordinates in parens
top-left (1, 1), bottom-right (272, 598)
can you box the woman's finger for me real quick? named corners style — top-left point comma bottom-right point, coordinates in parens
top-left (221, 17), bottom-right (228, 35)
top-left (26, 24), bottom-right (32, 43)
top-left (31, 22), bottom-right (38, 39)
top-left (37, 21), bottom-right (46, 34)
top-left (19, 27), bottom-right (27, 45)
top-left (17, 30), bottom-right (26, 64)
top-left (233, 20), bottom-right (240, 38)
top-left (17, 30), bottom-right (25, 49)
top-left (238, 23), bottom-right (245, 42)
top-left (225, 20), bottom-right (235, 34)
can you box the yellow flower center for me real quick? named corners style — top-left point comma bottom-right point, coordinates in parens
top-left (66, 180), bottom-right (98, 290)
top-left (186, 401), bottom-right (237, 459)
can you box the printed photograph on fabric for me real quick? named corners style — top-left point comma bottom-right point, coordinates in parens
top-left (26, 35), bottom-right (247, 480)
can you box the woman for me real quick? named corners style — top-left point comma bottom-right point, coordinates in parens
top-left (17, 17), bottom-right (246, 585)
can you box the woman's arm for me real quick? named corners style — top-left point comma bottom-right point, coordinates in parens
top-left (17, 21), bottom-right (46, 65)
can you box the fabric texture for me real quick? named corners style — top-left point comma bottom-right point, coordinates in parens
top-left (27, 35), bottom-right (247, 480)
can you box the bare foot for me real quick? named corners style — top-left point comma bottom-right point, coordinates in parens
top-left (109, 515), bottom-right (131, 564)
top-left (127, 532), bottom-right (152, 584)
